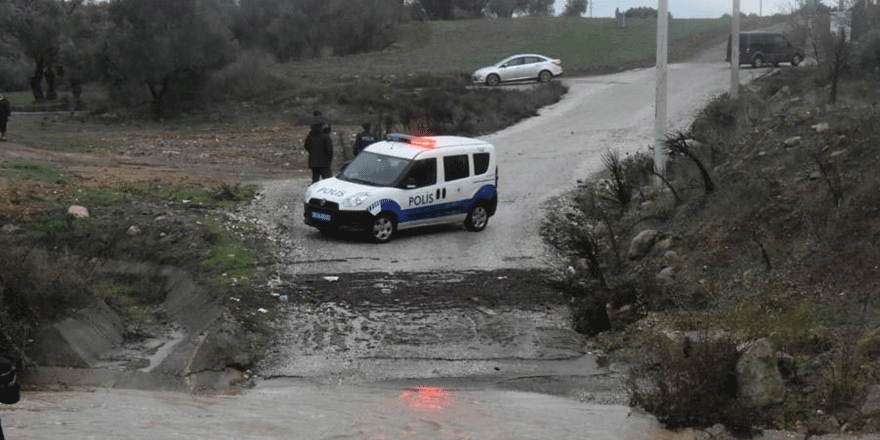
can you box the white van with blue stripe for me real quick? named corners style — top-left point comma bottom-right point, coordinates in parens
top-left (303, 133), bottom-right (498, 243)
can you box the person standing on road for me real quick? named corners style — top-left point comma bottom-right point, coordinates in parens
top-left (352, 122), bottom-right (376, 156)
top-left (0, 349), bottom-right (21, 440)
top-left (304, 121), bottom-right (334, 183)
top-left (0, 94), bottom-right (11, 141)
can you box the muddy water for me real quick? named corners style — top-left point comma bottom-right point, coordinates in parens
top-left (3, 380), bottom-right (668, 439)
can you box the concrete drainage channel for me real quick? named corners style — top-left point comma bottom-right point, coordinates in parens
top-left (22, 262), bottom-right (251, 393)
top-left (258, 269), bottom-right (602, 388)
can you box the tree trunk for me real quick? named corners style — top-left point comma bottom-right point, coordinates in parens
top-left (146, 77), bottom-right (169, 120)
top-left (45, 66), bottom-right (57, 101)
top-left (30, 59), bottom-right (46, 103)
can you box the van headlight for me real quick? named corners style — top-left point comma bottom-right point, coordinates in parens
top-left (343, 192), bottom-right (371, 207)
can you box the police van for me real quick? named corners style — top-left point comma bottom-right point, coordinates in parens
top-left (303, 133), bottom-right (498, 243)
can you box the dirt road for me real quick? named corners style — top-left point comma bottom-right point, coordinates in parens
top-left (254, 62), bottom-right (767, 277)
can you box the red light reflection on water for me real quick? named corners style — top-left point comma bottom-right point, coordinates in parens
top-left (397, 386), bottom-right (453, 411)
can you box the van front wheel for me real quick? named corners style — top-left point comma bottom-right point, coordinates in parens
top-left (465, 204), bottom-right (489, 232)
top-left (370, 214), bottom-right (396, 243)
top-left (791, 54), bottom-right (803, 67)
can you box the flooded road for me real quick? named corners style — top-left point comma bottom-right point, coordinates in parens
top-left (5, 381), bottom-right (659, 440)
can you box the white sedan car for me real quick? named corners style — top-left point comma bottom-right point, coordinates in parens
top-left (472, 54), bottom-right (563, 86)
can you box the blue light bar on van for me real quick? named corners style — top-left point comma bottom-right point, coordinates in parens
top-left (385, 133), bottom-right (415, 143)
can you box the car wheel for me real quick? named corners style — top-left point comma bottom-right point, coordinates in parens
top-left (791, 54), bottom-right (802, 67)
top-left (537, 70), bottom-right (552, 83)
top-left (486, 74), bottom-right (500, 87)
top-left (464, 204), bottom-right (489, 232)
top-left (370, 213), bottom-right (395, 243)
top-left (752, 55), bottom-right (765, 69)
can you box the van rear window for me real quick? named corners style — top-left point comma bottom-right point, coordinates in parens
top-left (473, 153), bottom-right (490, 175)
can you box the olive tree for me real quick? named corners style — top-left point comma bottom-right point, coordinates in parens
top-left (101, 0), bottom-right (237, 118)
top-left (0, 0), bottom-right (66, 101)
top-left (233, 0), bottom-right (399, 61)
top-left (562, 0), bottom-right (588, 17)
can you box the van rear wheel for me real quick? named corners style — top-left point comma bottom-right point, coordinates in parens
top-left (791, 54), bottom-right (803, 67)
top-left (752, 55), bottom-right (765, 68)
top-left (370, 214), bottom-right (395, 243)
top-left (465, 204), bottom-right (489, 232)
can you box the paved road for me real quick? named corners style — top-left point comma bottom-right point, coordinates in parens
top-left (273, 61), bottom-right (763, 277)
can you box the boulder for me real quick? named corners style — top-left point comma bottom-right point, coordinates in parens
top-left (737, 338), bottom-right (785, 408)
top-left (67, 205), bottom-right (90, 218)
top-left (860, 384), bottom-right (880, 415)
top-left (628, 229), bottom-right (660, 261)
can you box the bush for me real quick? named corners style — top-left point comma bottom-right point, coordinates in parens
top-left (205, 50), bottom-right (291, 101)
top-left (627, 335), bottom-right (763, 437)
top-left (853, 28), bottom-right (880, 73)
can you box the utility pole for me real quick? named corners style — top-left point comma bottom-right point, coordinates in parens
top-left (654, 0), bottom-right (669, 183)
top-left (731, 0), bottom-right (740, 99)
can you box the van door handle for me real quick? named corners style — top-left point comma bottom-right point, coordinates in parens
top-left (442, 188), bottom-right (447, 199)
top-left (436, 189), bottom-right (441, 200)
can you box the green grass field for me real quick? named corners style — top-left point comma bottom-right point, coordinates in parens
top-left (284, 15), bottom-right (782, 83)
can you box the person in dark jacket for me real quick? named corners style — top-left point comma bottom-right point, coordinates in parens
top-left (0, 350), bottom-right (21, 440)
top-left (304, 122), bottom-right (334, 182)
top-left (352, 122), bottom-right (376, 156)
top-left (0, 94), bottom-right (11, 141)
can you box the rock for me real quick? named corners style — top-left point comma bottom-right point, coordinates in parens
top-left (68, 205), bottom-right (90, 218)
top-left (654, 237), bottom-right (674, 255)
top-left (783, 136), bottom-right (802, 147)
top-left (126, 225), bottom-right (142, 236)
top-left (860, 385), bottom-right (880, 415)
top-left (0, 224), bottom-right (21, 234)
top-left (187, 320), bottom-right (252, 374)
top-left (657, 266), bottom-right (676, 284)
top-left (737, 338), bottom-right (785, 408)
top-left (628, 229), bottom-right (660, 261)
top-left (812, 122), bottom-right (831, 133)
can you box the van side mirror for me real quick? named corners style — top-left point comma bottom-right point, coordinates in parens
top-left (404, 177), bottom-right (417, 189)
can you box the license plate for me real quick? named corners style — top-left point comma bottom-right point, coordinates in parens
top-left (310, 211), bottom-right (332, 222)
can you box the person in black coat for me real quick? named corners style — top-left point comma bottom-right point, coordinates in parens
top-left (352, 122), bottom-right (376, 156)
top-left (0, 94), bottom-right (11, 141)
top-left (304, 122), bottom-right (334, 183)
top-left (0, 351), bottom-right (20, 440)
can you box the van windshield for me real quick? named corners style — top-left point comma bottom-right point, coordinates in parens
top-left (339, 152), bottom-right (412, 186)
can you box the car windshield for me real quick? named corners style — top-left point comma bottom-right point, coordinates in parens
top-left (339, 151), bottom-right (412, 186)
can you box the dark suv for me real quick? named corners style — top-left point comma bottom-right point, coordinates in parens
top-left (726, 32), bottom-right (804, 68)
